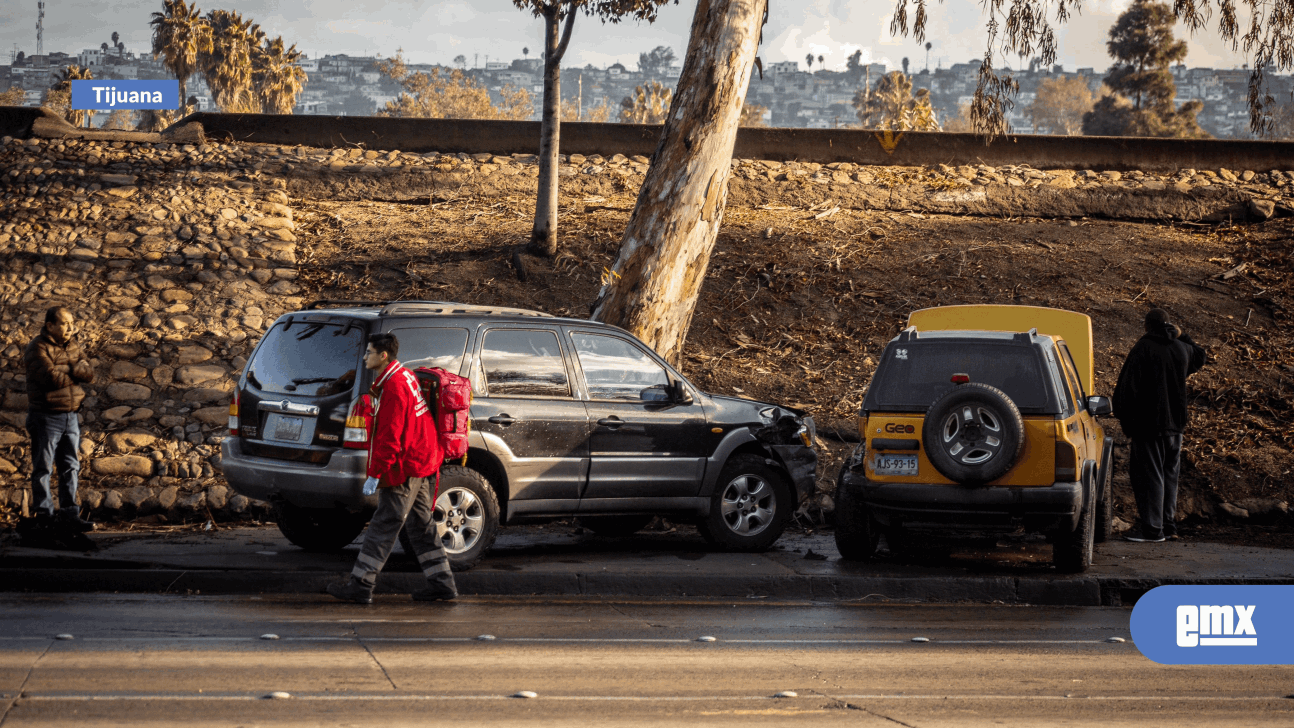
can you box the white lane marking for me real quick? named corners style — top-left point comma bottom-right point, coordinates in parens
top-left (17, 694), bottom-right (1286, 702)
top-left (0, 636), bottom-right (1127, 645)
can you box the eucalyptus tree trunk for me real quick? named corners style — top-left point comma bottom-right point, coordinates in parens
top-left (590, 0), bottom-right (766, 365)
top-left (529, 6), bottom-right (575, 257)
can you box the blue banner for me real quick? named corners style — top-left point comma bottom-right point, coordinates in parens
top-left (1130, 585), bottom-right (1294, 665)
top-left (71, 80), bottom-right (178, 110)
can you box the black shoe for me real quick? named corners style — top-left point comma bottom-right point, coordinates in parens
top-left (327, 578), bottom-right (374, 604)
top-left (411, 585), bottom-right (457, 602)
top-left (59, 510), bottom-right (96, 533)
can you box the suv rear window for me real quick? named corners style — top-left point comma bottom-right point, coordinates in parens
top-left (864, 341), bottom-right (1054, 413)
top-left (246, 321), bottom-right (365, 396)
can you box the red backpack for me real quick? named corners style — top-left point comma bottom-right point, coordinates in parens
top-left (413, 367), bottom-right (473, 466)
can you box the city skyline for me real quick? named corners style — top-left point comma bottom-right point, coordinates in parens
top-left (0, 0), bottom-right (1258, 76)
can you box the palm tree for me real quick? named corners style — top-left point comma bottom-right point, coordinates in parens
top-left (523, 46), bottom-right (530, 60)
top-left (200, 9), bottom-right (256, 111)
top-left (111, 32), bottom-right (120, 57)
top-left (46, 65), bottom-right (93, 127)
top-left (924, 41), bottom-right (932, 72)
top-left (252, 35), bottom-right (308, 114)
top-left (804, 52), bottom-right (813, 71)
top-left (817, 54), bottom-right (824, 68)
top-left (150, 0), bottom-right (210, 105)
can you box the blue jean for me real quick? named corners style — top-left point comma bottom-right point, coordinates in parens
top-left (26, 410), bottom-right (81, 517)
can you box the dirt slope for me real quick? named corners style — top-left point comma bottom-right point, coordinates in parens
top-left (296, 189), bottom-right (1293, 541)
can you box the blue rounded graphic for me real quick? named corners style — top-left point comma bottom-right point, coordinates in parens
top-left (1130, 585), bottom-right (1294, 665)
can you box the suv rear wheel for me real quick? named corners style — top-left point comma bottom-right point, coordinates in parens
top-left (274, 502), bottom-right (368, 553)
top-left (432, 466), bottom-right (500, 571)
top-left (580, 515), bottom-right (654, 537)
top-left (833, 469), bottom-right (880, 561)
top-left (1053, 490), bottom-right (1094, 573)
top-left (698, 454), bottom-right (790, 552)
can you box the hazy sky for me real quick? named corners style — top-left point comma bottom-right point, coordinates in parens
top-left (0, 0), bottom-right (1253, 74)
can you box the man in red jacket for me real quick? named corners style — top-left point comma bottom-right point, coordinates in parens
top-left (328, 333), bottom-right (457, 604)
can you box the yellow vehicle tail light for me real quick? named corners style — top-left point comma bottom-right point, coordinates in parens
top-left (1055, 439), bottom-right (1078, 482)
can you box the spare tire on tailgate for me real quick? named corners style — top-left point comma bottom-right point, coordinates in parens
top-left (923, 383), bottom-right (1024, 485)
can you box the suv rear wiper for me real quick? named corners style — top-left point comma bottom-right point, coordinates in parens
top-left (291, 376), bottom-right (340, 385)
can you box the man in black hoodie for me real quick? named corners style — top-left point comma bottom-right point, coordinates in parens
top-left (1112, 308), bottom-right (1207, 543)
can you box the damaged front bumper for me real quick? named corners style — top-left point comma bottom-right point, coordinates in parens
top-left (758, 412), bottom-right (818, 506)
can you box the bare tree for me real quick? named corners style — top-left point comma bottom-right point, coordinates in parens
top-left (591, 0), bottom-right (765, 365)
top-left (889, 0), bottom-right (1294, 137)
top-left (513, 0), bottom-right (676, 258)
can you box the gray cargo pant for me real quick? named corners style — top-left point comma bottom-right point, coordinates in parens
top-left (351, 476), bottom-right (456, 592)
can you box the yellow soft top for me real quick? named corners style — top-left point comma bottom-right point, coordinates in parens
top-left (907, 305), bottom-right (1095, 395)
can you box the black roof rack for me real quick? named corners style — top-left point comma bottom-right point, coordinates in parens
top-left (306, 300), bottom-right (390, 310)
top-left (379, 301), bottom-right (553, 318)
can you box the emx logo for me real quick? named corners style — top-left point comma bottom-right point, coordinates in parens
top-left (1177, 605), bottom-right (1257, 647)
top-left (1131, 586), bottom-right (1292, 665)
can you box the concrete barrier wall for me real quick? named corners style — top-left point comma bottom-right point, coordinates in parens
top-left (180, 112), bottom-right (1294, 173)
top-left (8, 106), bottom-right (1294, 173)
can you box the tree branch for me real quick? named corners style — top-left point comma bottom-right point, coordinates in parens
top-left (553, 3), bottom-right (577, 64)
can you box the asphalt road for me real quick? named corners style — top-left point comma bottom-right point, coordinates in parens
top-left (0, 595), bottom-right (1290, 727)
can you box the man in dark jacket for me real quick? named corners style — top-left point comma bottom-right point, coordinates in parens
top-left (1112, 308), bottom-right (1207, 543)
top-left (327, 333), bottom-right (457, 604)
top-left (24, 307), bottom-right (96, 530)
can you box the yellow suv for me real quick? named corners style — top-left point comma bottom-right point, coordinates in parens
top-left (834, 305), bottom-right (1114, 572)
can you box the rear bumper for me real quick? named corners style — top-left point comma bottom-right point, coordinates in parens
top-left (220, 439), bottom-right (374, 509)
top-left (842, 468), bottom-right (1081, 533)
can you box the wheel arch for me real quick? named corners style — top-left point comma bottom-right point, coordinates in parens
top-left (464, 446), bottom-right (509, 522)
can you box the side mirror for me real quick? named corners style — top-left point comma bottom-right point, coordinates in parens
top-left (670, 379), bottom-right (694, 405)
top-left (1087, 395), bottom-right (1112, 416)
top-left (640, 384), bottom-right (670, 402)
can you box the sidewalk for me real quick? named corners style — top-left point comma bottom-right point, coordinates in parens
top-left (2, 523), bottom-right (1290, 606)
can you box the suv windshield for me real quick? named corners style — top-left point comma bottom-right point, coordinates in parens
top-left (246, 321), bottom-right (365, 396)
top-left (865, 341), bottom-right (1053, 413)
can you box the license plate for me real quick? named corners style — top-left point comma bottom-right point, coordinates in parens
top-left (265, 414), bottom-right (304, 443)
top-left (873, 453), bottom-right (918, 476)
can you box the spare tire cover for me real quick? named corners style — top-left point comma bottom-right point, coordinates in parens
top-left (922, 383), bottom-right (1025, 485)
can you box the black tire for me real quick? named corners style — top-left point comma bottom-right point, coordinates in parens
top-left (579, 515), bottom-right (654, 537)
top-left (833, 468), bottom-right (880, 561)
top-left (432, 465), bottom-right (500, 571)
top-left (697, 454), bottom-right (791, 552)
top-left (1054, 477), bottom-right (1095, 573)
top-left (1094, 458), bottom-right (1113, 544)
top-left (923, 383), bottom-right (1025, 485)
top-left (274, 502), bottom-right (367, 553)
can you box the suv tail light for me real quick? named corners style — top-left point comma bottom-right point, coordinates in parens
top-left (1055, 439), bottom-right (1078, 482)
top-left (228, 393), bottom-right (240, 436)
top-left (343, 394), bottom-right (373, 449)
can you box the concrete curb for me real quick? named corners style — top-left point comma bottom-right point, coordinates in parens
top-left (3, 567), bottom-right (1289, 606)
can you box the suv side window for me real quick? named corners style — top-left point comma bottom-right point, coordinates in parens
top-left (479, 328), bottom-right (571, 398)
top-left (1057, 343), bottom-right (1087, 403)
top-left (570, 332), bottom-right (669, 401)
top-left (389, 327), bottom-right (470, 375)
top-left (1046, 347), bottom-right (1076, 417)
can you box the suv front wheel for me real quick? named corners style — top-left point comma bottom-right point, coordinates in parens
top-left (698, 454), bottom-right (791, 552)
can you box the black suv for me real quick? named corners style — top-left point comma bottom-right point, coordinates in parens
top-left (220, 301), bottom-right (817, 568)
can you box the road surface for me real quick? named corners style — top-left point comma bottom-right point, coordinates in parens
top-left (0, 595), bottom-right (1289, 726)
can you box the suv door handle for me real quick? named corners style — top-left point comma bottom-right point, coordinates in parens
top-left (488, 415), bottom-right (516, 425)
top-left (596, 417), bottom-right (624, 429)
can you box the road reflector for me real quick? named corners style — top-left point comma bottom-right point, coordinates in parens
top-left (513, 691), bottom-right (538, 699)
top-left (1106, 637), bottom-right (1126, 643)
top-left (55, 634), bottom-right (73, 640)
top-left (697, 636), bottom-right (717, 642)
top-left (266, 692), bottom-right (291, 699)
top-left (774, 691), bottom-right (798, 698)
top-left (261, 634), bottom-right (280, 640)
top-left (477, 634), bottom-right (496, 641)
top-left (911, 637), bottom-right (930, 643)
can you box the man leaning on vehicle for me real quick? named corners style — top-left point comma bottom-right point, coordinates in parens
top-left (328, 333), bottom-right (458, 604)
top-left (24, 306), bottom-right (96, 531)
top-left (1113, 308), bottom-right (1207, 543)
